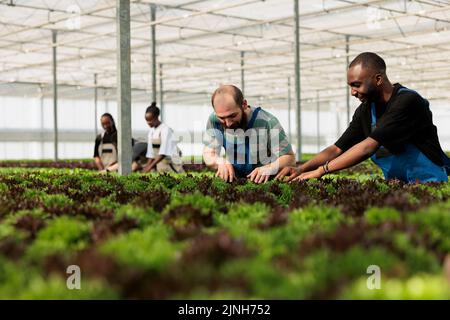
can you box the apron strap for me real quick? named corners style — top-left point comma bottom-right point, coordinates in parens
top-left (212, 107), bottom-right (262, 176)
top-left (247, 107), bottom-right (261, 128)
top-left (371, 87), bottom-right (425, 130)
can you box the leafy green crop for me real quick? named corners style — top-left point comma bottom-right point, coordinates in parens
top-left (341, 274), bottom-right (450, 299)
top-left (0, 167), bottom-right (448, 299)
top-left (0, 256), bottom-right (117, 299)
top-left (100, 224), bottom-right (185, 271)
top-left (407, 200), bottom-right (450, 252)
top-left (25, 216), bottom-right (91, 260)
top-left (365, 207), bottom-right (401, 225)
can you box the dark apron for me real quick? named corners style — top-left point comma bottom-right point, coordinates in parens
top-left (370, 88), bottom-right (448, 183)
top-left (214, 107), bottom-right (261, 177)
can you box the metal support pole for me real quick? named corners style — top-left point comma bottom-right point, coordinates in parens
top-left (287, 77), bottom-right (292, 142)
top-left (39, 84), bottom-right (45, 158)
top-left (117, 0), bottom-right (132, 175)
top-left (150, 4), bottom-right (157, 103)
top-left (159, 63), bottom-right (164, 122)
top-left (316, 90), bottom-right (320, 153)
top-left (94, 73), bottom-right (98, 136)
top-left (52, 30), bottom-right (58, 161)
top-left (241, 51), bottom-right (245, 96)
top-left (346, 34), bottom-right (350, 125)
top-left (294, 0), bottom-right (301, 162)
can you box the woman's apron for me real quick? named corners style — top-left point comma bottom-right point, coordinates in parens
top-left (151, 131), bottom-right (184, 173)
top-left (98, 132), bottom-right (118, 169)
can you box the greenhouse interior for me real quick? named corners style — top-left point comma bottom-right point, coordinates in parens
top-left (0, 0), bottom-right (449, 303)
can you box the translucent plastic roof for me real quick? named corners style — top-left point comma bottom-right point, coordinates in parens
top-left (1, 0), bottom-right (450, 108)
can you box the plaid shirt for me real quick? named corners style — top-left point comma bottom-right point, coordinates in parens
top-left (203, 106), bottom-right (293, 167)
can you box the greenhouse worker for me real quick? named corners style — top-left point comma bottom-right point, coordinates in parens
top-left (276, 52), bottom-right (450, 183)
top-left (93, 113), bottom-right (147, 173)
top-left (141, 103), bottom-right (185, 173)
top-left (203, 84), bottom-right (295, 183)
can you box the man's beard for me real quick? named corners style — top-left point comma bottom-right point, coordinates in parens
top-left (223, 108), bottom-right (248, 130)
top-left (365, 84), bottom-right (379, 103)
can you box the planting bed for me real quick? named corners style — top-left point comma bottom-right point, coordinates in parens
top-left (0, 160), bottom-right (207, 172)
top-left (0, 162), bottom-right (449, 299)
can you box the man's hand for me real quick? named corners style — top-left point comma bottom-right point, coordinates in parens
top-left (216, 163), bottom-right (236, 183)
top-left (290, 167), bottom-right (324, 182)
top-left (275, 166), bottom-right (302, 182)
top-left (247, 165), bottom-right (276, 184)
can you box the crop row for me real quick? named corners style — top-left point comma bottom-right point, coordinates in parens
top-left (0, 167), bottom-right (449, 299)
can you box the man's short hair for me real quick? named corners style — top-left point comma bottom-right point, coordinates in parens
top-left (211, 85), bottom-right (244, 108)
top-left (349, 52), bottom-right (386, 74)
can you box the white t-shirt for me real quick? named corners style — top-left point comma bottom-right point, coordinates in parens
top-left (146, 123), bottom-right (180, 159)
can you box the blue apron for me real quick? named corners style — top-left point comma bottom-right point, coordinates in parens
top-left (214, 107), bottom-right (261, 177)
top-left (370, 88), bottom-right (448, 183)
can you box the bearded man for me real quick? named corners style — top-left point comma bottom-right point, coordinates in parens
top-left (203, 85), bottom-right (295, 183)
top-left (276, 52), bottom-right (449, 183)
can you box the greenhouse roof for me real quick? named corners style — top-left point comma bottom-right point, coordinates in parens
top-left (1, 0), bottom-right (450, 108)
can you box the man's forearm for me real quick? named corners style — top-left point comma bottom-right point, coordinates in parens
top-left (203, 148), bottom-right (224, 171)
top-left (269, 153), bottom-right (295, 172)
top-left (326, 138), bottom-right (378, 173)
top-left (299, 145), bottom-right (343, 172)
top-left (204, 155), bottom-right (219, 171)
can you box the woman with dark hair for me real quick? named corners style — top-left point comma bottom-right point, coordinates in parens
top-left (94, 113), bottom-right (147, 173)
top-left (94, 113), bottom-right (119, 172)
top-left (142, 102), bottom-right (184, 173)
